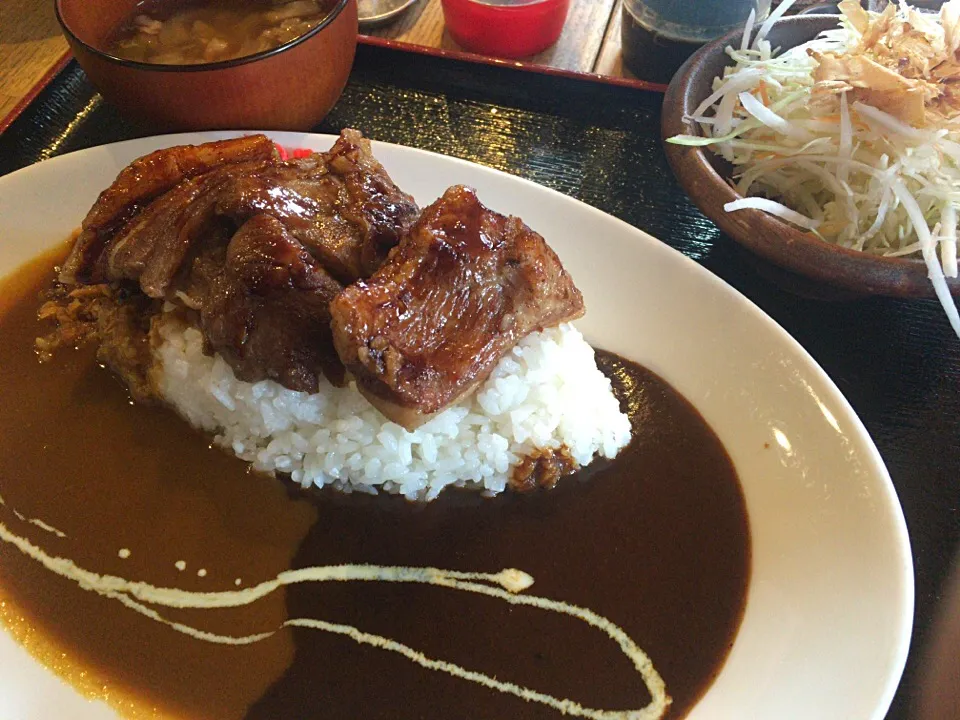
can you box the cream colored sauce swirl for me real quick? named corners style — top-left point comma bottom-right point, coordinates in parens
top-left (0, 493), bottom-right (66, 538)
top-left (0, 508), bottom-right (670, 719)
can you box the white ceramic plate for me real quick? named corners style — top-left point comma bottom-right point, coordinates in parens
top-left (0, 133), bottom-right (913, 720)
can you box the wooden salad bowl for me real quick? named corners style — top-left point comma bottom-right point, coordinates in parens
top-left (661, 13), bottom-right (960, 299)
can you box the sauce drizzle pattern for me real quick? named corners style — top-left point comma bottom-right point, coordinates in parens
top-left (0, 504), bottom-right (670, 719)
top-left (0, 493), bottom-right (67, 539)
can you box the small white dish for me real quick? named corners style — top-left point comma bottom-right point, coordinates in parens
top-left (357, 0), bottom-right (421, 28)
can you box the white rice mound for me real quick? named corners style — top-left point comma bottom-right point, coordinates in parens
top-left (154, 318), bottom-right (631, 500)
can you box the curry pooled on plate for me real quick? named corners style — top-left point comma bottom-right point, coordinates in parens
top-left (39, 130), bottom-right (630, 500)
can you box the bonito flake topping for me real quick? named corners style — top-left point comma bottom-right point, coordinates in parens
top-left (812, 0), bottom-right (960, 127)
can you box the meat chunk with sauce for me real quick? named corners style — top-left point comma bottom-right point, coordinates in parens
top-left (36, 283), bottom-right (161, 403)
top-left (102, 159), bottom-right (271, 298)
top-left (200, 214), bottom-right (345, 392)
top-left (62, 130), bottom-right (418, 297)
top-left (58, 130), bottom-right (418, 393)
top-left (213, 132), bottom-right (419, 284)
top-left (330, 185), bottom-right (585, 429)
top-left (60, 134), bottom-right (278, 286)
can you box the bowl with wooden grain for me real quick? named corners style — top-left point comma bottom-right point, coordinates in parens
top-left (661, 13), bottom-right (960, 299)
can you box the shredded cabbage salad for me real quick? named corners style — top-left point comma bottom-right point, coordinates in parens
top-left (669, 0), bottom-right (960, 338)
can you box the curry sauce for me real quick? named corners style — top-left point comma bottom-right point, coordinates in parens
top-left (0, 249), bottom-right (750, 719)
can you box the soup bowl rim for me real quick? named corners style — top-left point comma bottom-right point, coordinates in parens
top-left (54, 0), bottom-right (352, 73)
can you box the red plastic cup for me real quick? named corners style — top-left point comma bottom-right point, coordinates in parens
top-left (441, 0), bottom-right (571, 59)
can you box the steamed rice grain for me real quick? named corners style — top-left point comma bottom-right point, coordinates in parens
top-left (155, 317), bottom-right (630, 500)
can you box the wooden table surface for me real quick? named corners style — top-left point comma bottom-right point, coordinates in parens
top-left (0, 0), bottom-right (70, 129)
top-left (0, 0), bottom-right (826, 133)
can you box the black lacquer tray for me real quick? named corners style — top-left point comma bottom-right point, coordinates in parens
top-left (2, 43), bottom-right (958, 720)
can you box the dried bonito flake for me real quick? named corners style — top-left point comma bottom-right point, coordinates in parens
top-left (811, 0), bottom-right (960, 126)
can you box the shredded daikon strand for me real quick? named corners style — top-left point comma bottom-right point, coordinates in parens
top-left (852, 102), bottom-right (932, 143)
top-left (941, 204), bottom-right (958, 277)
top-left (724, 197), bottom-right (821, 229)
top-left (753, 0), bottom-right (799, 51)
top-left (838, 92), bottom-right (852, 185)
top-left (741, 8), bottom-right (758, 53)
top-left (688, 69), bottom-right (764, 123)
top-left (738, 91), bottom-right (810, 141)
top-left (894, 179), bottom-right (960, 336)
top-left (668, 0), bottom-right (960, 339)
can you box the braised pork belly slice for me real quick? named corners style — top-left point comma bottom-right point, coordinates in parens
top-left (330, 185), bottom-right (585, 430)
top-left (68, 130), bottom-right (418, 299)
top-left (104, 160), bottom-right (270, 298)
top-left (213, 129), bottom-right (419, 285)
top-left (60, 134), bottom-right (278, 286)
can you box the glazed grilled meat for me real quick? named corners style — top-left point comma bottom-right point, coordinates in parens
top-left (63, 130), bottom-right (418, 296)
top-left (60, 134), bottom-right (277, 286)
top-left (330, 185), bottom-right (585, 429)
top-left (59, 136), bottom-right (586, 426)
top-left (213, 133), bottom-right (418, 284)
top-left (200, 214), bottom-right (345, 392)
top-left (103, 160), bottom-right (270, 297)
top-left (59, 130), bottom-right (418, 391)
